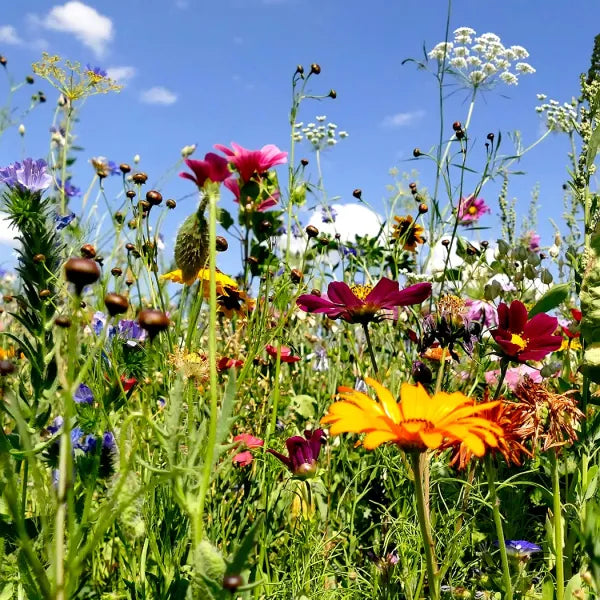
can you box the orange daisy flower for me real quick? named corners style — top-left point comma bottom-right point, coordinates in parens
top-left (321, 378), bottom-right (503, 457)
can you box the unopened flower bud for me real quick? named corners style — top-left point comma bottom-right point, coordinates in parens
top-left (300, 158), bottom-right (309, 166)
top-left (133, 154), bottom-right (140, 164)
top-left (418, 203), bottom-right (428, 214)
top-left (146, 190), bottom-right (162, 206)
top-left (80, 244), bottom-right (96, 259)
top-left (486, 132), bottom-right (495, 141)
top-left (126, 190), bottom-right (136, 199)
top-left (18, 124), bottom-right (25, 136)
top-left (216, 236), bottom-right (228, 251)
top-left (311, 288), bottom-right (321, 297)
top-left (413, 148), bottom-right (422, 157)
top-left (132, 172), bottom-right (147, 185)
top-left (181, 143), bottom-right (197, 158)
top-left (0, 360), bottom-right (16, 376)
top-left (39, 289), bottom-right (51, 299)
top-left (328, 89), bottom-right (337, 98)
top-left (0, 56), bottom-right (6, 67)
top-left (352, 188), bottom-right (362, 199)
top-left (295, 65), bottom-right (304, 75)
top-left (310, 63), bottom-right (321, 75)
top-left (111, 267), bottom-right (123, 276)
top-left (120, 163), bottom-right (131, 174)
top-left (33, 253), bottom-right (46, 263)
top-left (54, 316), bottom-right (72, 328)
top-left (222, 575), bottom-right (244, 591)
top-left (290, 268), bottom-right (303, 283)
top-left (412, 361), bottom-right (433, 386)
top-left (441, 239), bottom-right (450, 247)
top-left (166, 198), bottom-right (176, 209)
top-left (452, 121), bottom-right (462, 131)
top-left (481, 240), bottom-right (489, 248)
top-left (25, 75), bottom-right (34, 84)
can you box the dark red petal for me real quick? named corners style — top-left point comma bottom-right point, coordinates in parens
top-left (523, 313), bottom-right (558, 338)
top-left (571, 308), bottom-right (582, 322)
top-left (327, 281), bottom-right (362, 307)
top-left (495, 339), bottom-right (522, 357)
top-left (297, 294), bottom-right (338, 313)
top-left (508, 300), bottom-right (528, 333)
top-left (393, 282), bottom-right (432, 307)
top-left (497, 303), bottom-right (509, 330)
top-left (179, 171), bottom-right (198, 185)
top-left (364, 277), bottom-right (399, 305)
top-left (267, 448), bottom-right (291, 469)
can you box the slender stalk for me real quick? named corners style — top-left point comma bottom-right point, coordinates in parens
top-left (551, 451), bottom-right (565, 600)
top-left (410, 452), bottom-right (439, 600)
top-left (362, 322), bottom-right (379, 376)
top-left (195, 184), bottom-right (219, 545)
top-left (484, 454), bottom-right (513, 600)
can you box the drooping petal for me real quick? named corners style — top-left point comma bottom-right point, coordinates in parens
top-left (363, 429), bottom-right (399, 450)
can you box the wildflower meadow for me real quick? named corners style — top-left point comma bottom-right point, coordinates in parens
top-left (2, 2), bottom-right (600, 599)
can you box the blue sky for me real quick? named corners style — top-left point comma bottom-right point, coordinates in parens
top-left (0, 0), bottom-right (599, 274)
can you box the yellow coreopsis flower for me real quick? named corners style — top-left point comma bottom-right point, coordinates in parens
top-left (161, 268), bottom-right (237, 291)
top-left (322, 378), bottom-right (503, 457)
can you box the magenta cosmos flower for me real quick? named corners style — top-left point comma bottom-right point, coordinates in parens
top-left (215, 142), bottom-right (287, 183)
top-left (490, 300), bottom-right (562, 362)
top-left (458, 195), bottom-right (491, 224)
top-left (297, 278), bottom-right (432, 325)
top-left (179, 153), bottom-right (231, 188)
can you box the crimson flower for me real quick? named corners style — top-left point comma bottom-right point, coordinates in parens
top-left (562, 308), bottom-right (581, 339)
top-left (491, 300), bottom-right (562, 362)
top-left (215, 142), bottom-right (287, 183)
top-left (217, 356), bottom-right (244, 371)
top-left (297, 278), bottom-right (431, 324)
top-left (268, 429), bottom-right (325, 479)
top-left (179, 153), bottom-right (231, 188)
top-left (266, 344), bottom-right (301, 363)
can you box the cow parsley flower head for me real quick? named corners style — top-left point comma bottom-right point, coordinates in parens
top-left (429, 27), bottom-right (534, 90)
top-left (535, 95), bottom-right (578, 133)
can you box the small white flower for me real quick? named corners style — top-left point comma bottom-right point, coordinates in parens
top-left (294, 121), bottom-right (304, 128)
top-left (134, 154), bottom-right (140, 164)
top-left (339, 131), bottom-right (349, 138)
top-left (316, 115), bottom-right (326, 122)
top-left (450, 57), bottom-right (468, 69)
top-left (469, 70), bottom-right (486, 84)
top-left (500, 71), bottom-right (518, 85)
top-left (307, 122), bottom-right (315, 128)
top-left (467, 56), bottom-right (482, 67)
top-left (453, 46), bottom-right (469, 57)
top-left (510, 45), bottom-right (529, 59)
top-left (503, 48), bottom-right (516, 61)
top-left (327, 138), bottom-right (337, 146)
top-left (328, 123), bottom-right (337, 129)
top-left (516, 62), bottom-right (535, 74)
top-left (453, 26), bottom-right (476, 37)
top-left (428, 42), bottom-right (453, 60)
top-left (482, 62), bottom-right (497, 75)
top-left (472, 43), bottom-right (485, 54)
top-left (478, 33), bottom-right (501, 44)
top-left (494, 58), bottom-right (510, 70)
top-left (181, 143), bottom-right (196, 158)
top-left (18, 124), bottom-right (25, 136)
top-left (536, 93), bottom-right (547, 100)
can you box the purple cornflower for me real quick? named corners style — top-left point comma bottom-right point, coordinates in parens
top-left (504, 540), bottom-right (542, 558)
top-left (73, 383), bottom-right (94, 405)
top-left (268, 429), bottom-right (325, 479)
top-left (321, 206), bottom-right (337, 223)
top-left (55, 212), bottom-right (76, 230)
top-left (0, 158), bottom-right (52, 193)
top-left (526, 231), bottom-right (541, 251)
top-left (56, 177), bottom-right (81, 197)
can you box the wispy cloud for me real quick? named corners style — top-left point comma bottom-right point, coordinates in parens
top-left (41, 1), bottom-right (113, 56)
top-left (381, 110), bottom-right (425, 128)
top-left (0, 25), bottom-right (23, 45)
top-left (106, 66), bottom-right (136, 85)
top-left (140, 86), bottom-right (177, 106)
top-left (0, 216), bottom-right (18, 247)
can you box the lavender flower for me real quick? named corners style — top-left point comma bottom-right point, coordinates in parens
top-left (321, 206), bottom-right (337, 223)
top-left (117, 319), bottom-right (147, 344)
top-left (56, 177), bottom-right (81, 198)
top-left (86, 64), bottom-right (107, 78)
top-left (0, 158), bottom-right (52, 193)
top-left (504, 540), bottom-right (542, 558)
top-left (73, 383), bottom-right (94, 405)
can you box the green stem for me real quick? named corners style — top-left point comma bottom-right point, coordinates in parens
top-left (362, 323), bottom-right (379, 376)
top-left (494, 360), bottom-right (509, 400)
top-left (551, 451), bottom-right (565, 600)
top-left (410, 452), bottom-right (439, 600)
top-left (484, 454), bottom-right (513, 600)
top-left (194, 184), bottom-right (220, 545)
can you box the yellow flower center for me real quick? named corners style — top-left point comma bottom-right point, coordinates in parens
top-left (468, 205), bottom-right (478, 215)
top-left (438, 294), bottom-right (466, 317)
top-left (510, 333), bottom-right (528, 350)
top-left (350, 284), bottom-right (373, 301)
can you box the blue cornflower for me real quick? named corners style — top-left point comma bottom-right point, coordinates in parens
top-left (73, 383), bottom-right (94, 405)
top-left (56, 177), bottom-right (81, 197)
top-left (321, 206), bottom-right (337, 223)
top-left (118, 319), bottom-right (147, 344)
top-left (502, 540), bottom-right (542, 558)
top-left (86, 64), bottom-right (107, 78)
top-left (55, 212), bottom-right (76, 230)
top-left (0, 158), bottom-right (52, 193)
top-left (341, 245), bottom-right (357, 257)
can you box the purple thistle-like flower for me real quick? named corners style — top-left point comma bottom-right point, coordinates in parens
top-left (0, 158), bottom-right (52, 193)
top-left (73, 383), bottom-right (94, 405)
top-left (268, 429), bottom-right (325, 480)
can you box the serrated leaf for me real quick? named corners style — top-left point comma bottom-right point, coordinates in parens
top-left (528, 283), bottom-right (571, 317)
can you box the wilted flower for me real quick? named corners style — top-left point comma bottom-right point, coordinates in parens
top-left (322, 378), bottom-right (503, 456)
top-left (297, 278), bottom-right (431, 324)
top-left (179, 154), bottom-right (231, 189)
top-left (0, 158), bottom-right (52, 193)
top-left (391, 215), bottom-right (425, 252)
top-left (491, 300), bottom-right (562, 362)
top-left (457, 195), bottom-right (491, 224)
top-left (268, 429), bottom-right (325, 479)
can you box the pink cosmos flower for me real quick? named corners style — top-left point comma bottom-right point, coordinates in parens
top-left (465, 299), bottom-right (498, 327)
top-left (215, 142), bottom-right (287, 183)
top-left (232, 433), bottom-right (264, 467)
top-left (485, 365), bottom-right (543, 391)
top-left (224, 177), bottom-right (279, 212)
top-left (179, 154), bottom-right (231, 188)
top-left (458, 195), bottom-right (491, 224)
top-left (297, 278), bottom-right (431, 325)
top-left (265, 344), bottom-right (301, 363)
top-left (526, 231), bottom-right (541, 251)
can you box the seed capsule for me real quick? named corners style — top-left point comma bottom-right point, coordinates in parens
top-left (452, 121), bottom-right (462, 131)
top-left (290, 269), bottom-right (303, 284)
top-left (486, 132), bottom-right (495, 141)
top-left (120, 163), bottom-right (131, 174)
top-left (166, 198), bottom-right (176, 209)
top-left (310, 63), bottom-right (321, 75)
top-left (352, 188), bottom-right (362, 199)
top-left (39, 289), bottom-right (51, 299)
top-left (104, 293), bottom-right (129, 317)
top-left (418, 203), bottom-right (428, 214)
top-left (295, 65), bottom-right (304, 75)
top-left (26, 75), bottom-right (34, 84)
top-left (80, 244), bottom-right (96, 259)
top-left (114, 212), bottom-right (125, 224)
top-left (413, 148), bottom-right (422, 157)
top-left (132, 172), bottom-right (148, 185)
top-left (328, 89), bottom-right (337, 98)
top-left (111, 267), bottom-right (123, 277)
top-left (137, 309), bottom-right (170, 341)
top-left (64, 258), bottom-right (101, 295)
top-left (126, 190), bottom-right (136, 199)
top-left (300, 158), bottom-right (309, 166)
top-left (216, 236), bottom-right (228, 251)
top-left (33, 253), bottom-right (46, 263)
top-left (55, 316), bottom-right (72, 328)
top-left (305, 225), bottom-right (319, 239)
top-left (146, 190), bottom-right (162, 206)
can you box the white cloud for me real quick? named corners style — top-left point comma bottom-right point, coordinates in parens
top-left (0, 216), bottom-right (18, 247)
top-left (106, 66), bottom-right (136, 85)
top-left (42, 1), bottom-right (113, 56)
top-left (140, 86), bottom-right (177, 105)
top-left (381, 110), bottom-right (425, 128)
top-left (0, 25), bottom-right (23, 45)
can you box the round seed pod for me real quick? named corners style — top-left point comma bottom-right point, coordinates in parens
top-left (64, 258), bottom-right (101, 295)
top-left (290, 269), bottom-right (303, 284)
top-left (111, 267), bottom-right (123, 277)
top-left (137, 309), bottom-right (170, 341)
top-left (452, 121), bottom-right (462, 131)
top-left (305, 225), bottom-right (319, 239)
top-left (166, 199), bottom-right (176, 209)
top-left (54, 316), bottom-right (72, 328)
top-left (300, 158), bottom-right (309, 166)
top-left (104, 293), bottom-right (129, 317)
top-left (115, 211), bottom-right (125, 224)
top-left (146, 190), bottom-right (162, 206)
top-left (33, 253), bottom-right (46, 263)
top-left (352, 188), bottom-right (362, 199)
top-left (310, 63), bottom-right (321, 75)
top-left (80, 244), bottom-right (96, 259)
top-left (39, 289), bottom-right (51, 299)
top-left (126, 190), bottom-right (136, 199)
top-left (120, 163), bottom-right (131, 174)
top-left (132, 172), bottom-right (148, 185)
top-left (216, 236), bottom-right (228, 252)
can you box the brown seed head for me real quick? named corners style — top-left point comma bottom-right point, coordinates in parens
top-left (114, 212), bottom-right (125, 224)
top-left (39, 289), bottom-right (51, 299)
top-left (452, 121), bottom-right (462, 131)
top-left (413, 148), bottom-right (422, 157)
top-left (138, 308), bottom-right (170, 340)
top-left (311, 288), bottom-right (321, 297)
top-left (441, 239), bottom-right (450, 247)
top-left (0, 56), bottom-right (7, 67)
top-left (55, 316), bottom-right (72, 328)
top-left (295, 65), bottom-right (304, 75)
top-left (132, 172), bottom-right (148, 185)
top-left (300, 158), bottom-right (309, 166)
top-left (216, 236), bottom-right (228, 252)
top-left (64, 258), bottom-right (101, 294)
top-left (126, 190), bottom-right (136, 199)
top-left (26, 75), bottom-right (34, 84)
top-left (33, 253), bottom-right (46, 263)
top-left (80, 243), bottom-right (96, 259)
top-left (146, 190), bottom-right (162, 206)
top-left (486, 132), bottom-right (495, 141)
top-left (418, 203), bottom-right (428, 214)
top-left (120, 163), bottom-right (131, 174)
top-left (222, 574), bottom-right (244, 591)
top-left (305, 225), bottom-right (319, 239)
top-left (104, 293), bottom-right (129, 317)
top-left (328, 89), bottom-right (337, 99)
top-left (290, 268), bottom-right (303, 284)
top-left (352, 188), bottom-right (362, 199)
top-left (310, 63), bottom-right (321, 75)
top-left (166, 198), bottom-right (176, 209)
top-left (111, 267), bottom-right (123, 277)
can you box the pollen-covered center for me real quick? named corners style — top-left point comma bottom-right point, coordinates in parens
top-left (510, 333), bottom-right (528, 350)
top-left (350, 284), bottom-right (373, 301)
top-left (467, 205), bottom-right (478, 215)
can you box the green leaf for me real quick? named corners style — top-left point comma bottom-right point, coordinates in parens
top-left (528, 283), bottom-right (571, 317)
top-left (585, 465), bottom-right (599, 501)
top-left (564, 573), bottom-right (582, 599)
top-left (542, 577), bottom-right (555, 600)
top-left (588, 124), bottom-right (600, 169)
top-left (218, 208), bottom-right (234, 231)
top-left (288, 395), bottom-right (317, 419)
top-left (226, 515), bottom-right (264, 576)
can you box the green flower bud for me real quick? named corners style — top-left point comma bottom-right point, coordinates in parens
top-left (174, 210), bottom-right (208, 284)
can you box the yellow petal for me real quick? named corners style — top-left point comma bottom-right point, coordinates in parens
top-left (365, 377), bottom-right (401, 423)
top-left (419, 430), bottom-right (443, 450)
top-left (399, 383), bottom-right (431, 421)
top-left (363, 430), bottom-right (399, 450)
